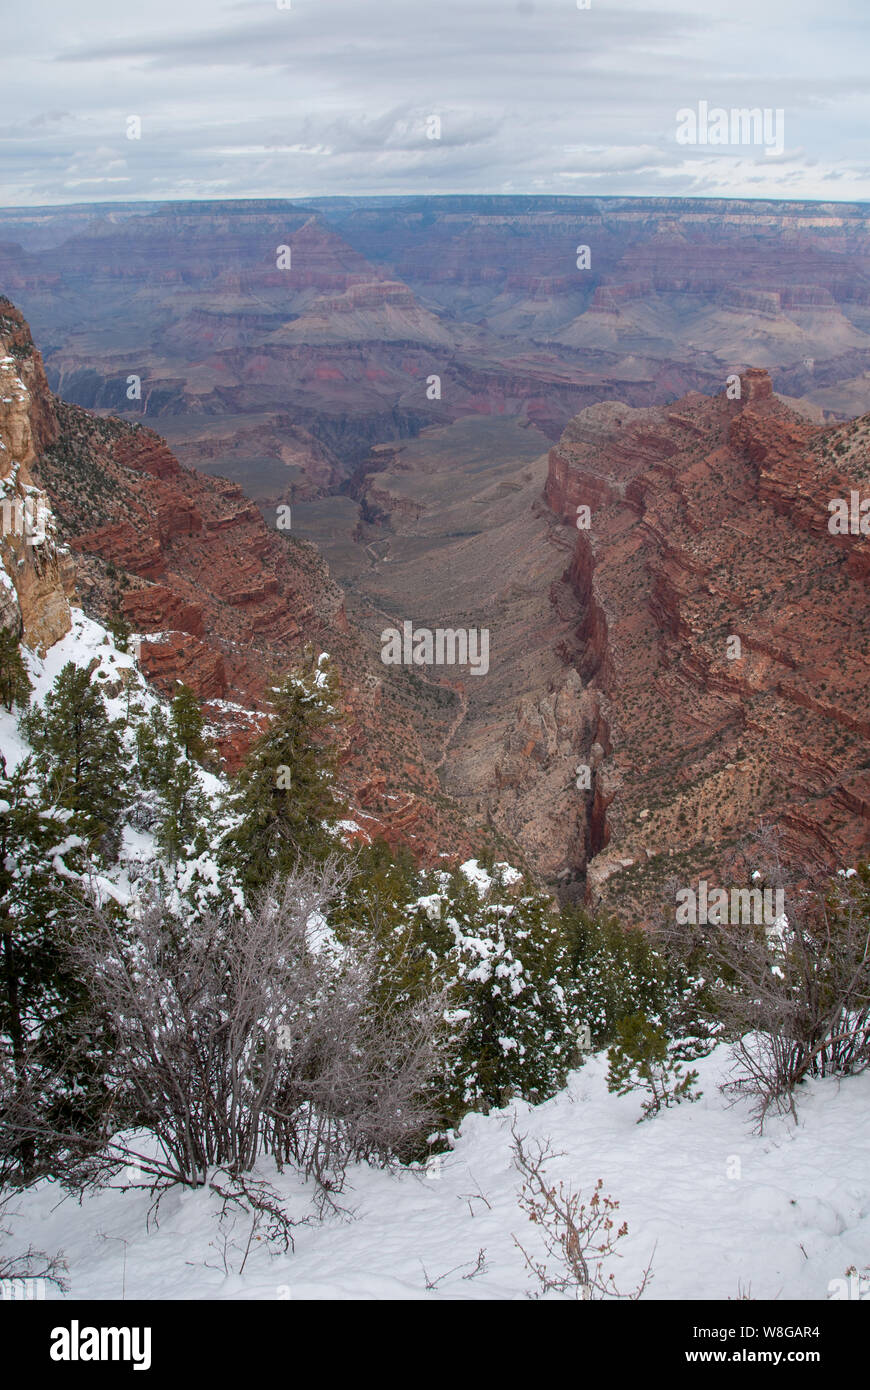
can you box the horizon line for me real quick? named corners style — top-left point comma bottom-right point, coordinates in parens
top-left (2, 190), bottom-right (870, 215)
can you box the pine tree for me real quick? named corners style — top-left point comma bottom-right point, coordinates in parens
top-left (0, 627), bottom-right (32, 712)
top-left (222, 651), bottom-right (344, 890)
top-left (107, 609), bottom-right (131, 655)
top-left (560, 905), bottom-right (669, 1047)
top-left (169, 683), bottom-right (207, 762)
top-left (135, 703), bottom-right (209, 864)
top-left (331, 854), bottom-right (591, 1124)
top-left (606, 1010), bottom-right (701, 1121)
top-left (433, 868), bottom-right (586, 1113)
top-left (0, 754), bottom-right (105, 1179)
top-left (135, 702), bottom-right (172, 788)
top-left (0, 756), bottom-right (88, 1066)
top-left (21, 661), bottom-right (128, 861)
top-left (156, 757), bottom-right (208, 864)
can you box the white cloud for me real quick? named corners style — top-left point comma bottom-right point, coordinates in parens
top-left (0, 0), bottom-right (867, 205)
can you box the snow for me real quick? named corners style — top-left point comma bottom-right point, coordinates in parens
top-left (0, 607), bottom-right (229, 907)
top-left (459, 859), bottom-right (493, 894)
top-left (24, 609), bottom-right (142, 710)
top-left (203, 698), bottom-right (259, 719)
top-left (413, 892), bottom-right (444, 922)
top-left (458, 859), bottom-right (524, 896)
top-left (0, 701), bottom-right (31, 774)
top-left (4, 1046), bottom-right (868, 1301)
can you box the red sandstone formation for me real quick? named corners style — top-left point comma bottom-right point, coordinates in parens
top-left (544, 369), bottom-right (870, 914)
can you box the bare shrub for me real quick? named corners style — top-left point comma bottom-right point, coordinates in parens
top-left (62, 858), bottom-right (451, 1190)
top-left (206, 1168), bottom-right (306, 1258)
top-left (510, 1127), bottom-right (653, 1300)
top-left (664, 850), bottom-right (870, 1130)
top-left (0, 1193), bottom-right (68, 1292)
top-left (267, 962), bottom-right (451, 1187)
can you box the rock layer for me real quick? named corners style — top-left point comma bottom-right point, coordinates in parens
top-left (1, 301), bottom-right (476, 859)
top-left (544, 370), bottom-right (870, 914)
top-left (0, 298), bottom-right (72, 652)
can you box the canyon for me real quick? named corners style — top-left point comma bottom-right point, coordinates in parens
top-left (0, 194), bottom-right (868, 913)
top-left (4, 196), bottom-right (870, 501)
top-left (313, 372), bottom-right (869, 912)
top-left (0, 298), bottom-right (481, 862)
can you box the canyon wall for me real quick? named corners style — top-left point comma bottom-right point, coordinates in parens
top-left (0, 299), bottom-right (73, 652)
top-left (544, 369), bottom-right (870, 914)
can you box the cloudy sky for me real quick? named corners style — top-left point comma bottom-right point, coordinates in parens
top-left (2, 0), bottom-right (869, 207)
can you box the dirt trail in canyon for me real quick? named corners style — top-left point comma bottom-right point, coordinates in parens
top-left (293, 413), bottom-right (595, 887)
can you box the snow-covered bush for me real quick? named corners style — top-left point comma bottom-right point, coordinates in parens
top-left (64, 861), bottom-right (450, 1190)
top-left (565, 904), bottom-right (715, 1059)
top-left (332, 854), bottom-right (594, 1121)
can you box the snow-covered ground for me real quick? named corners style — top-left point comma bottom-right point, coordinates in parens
top-left (5, 1047), bottom-right (868, 1301)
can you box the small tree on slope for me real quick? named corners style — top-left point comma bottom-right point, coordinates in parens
top-left (21, 661), bottom-right (128, 862)
top-left (606, 1010), bottom-right (701, 1122)
top-left (221, 651), bottom-right (344, 891)
top-left (0, 628), bottom-right (32, 713)
top-left (169, 682), bottom-right (208, 763)
top-left (0, 755), bottom-right (107, 1183)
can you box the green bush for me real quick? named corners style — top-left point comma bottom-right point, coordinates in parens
top-left (606, 1010), bottom-right (701, 1122)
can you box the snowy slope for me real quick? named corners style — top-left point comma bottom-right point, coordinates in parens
top-left (0, 607), bottom-right (228, 906)
top-left (5, 1047), bottom-right (868, 1302)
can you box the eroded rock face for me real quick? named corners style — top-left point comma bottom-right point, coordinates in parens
top-left (545, 369), bottom-right (870, 916)
top-left (0, 299), bottom-right (72, 651)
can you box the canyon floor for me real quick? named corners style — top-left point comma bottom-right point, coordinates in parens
top-left (293, 414), bottom-right (594, 889)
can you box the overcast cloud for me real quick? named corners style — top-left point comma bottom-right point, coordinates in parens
top-left (2, 0), bottom-right (868, 206)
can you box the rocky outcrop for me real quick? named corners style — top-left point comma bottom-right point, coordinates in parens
top-left (0, 299), bottom-right (72, 651)
top-left (137, 631), bottom-right (226, 702)
top-left (121, 585), bottom-right (205, 639)
top-left (545, 369), bottom-right (870, 916)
